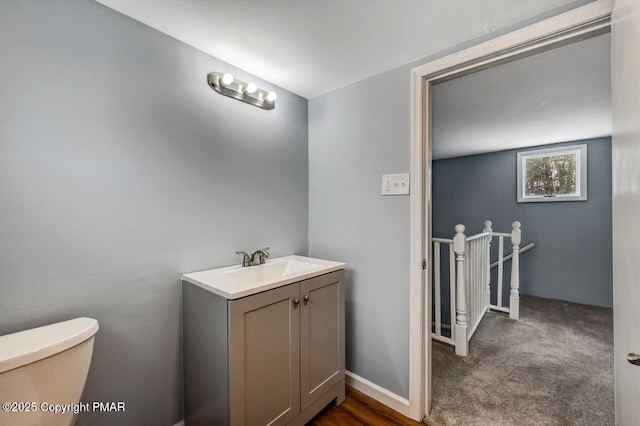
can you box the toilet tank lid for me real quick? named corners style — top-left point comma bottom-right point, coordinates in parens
top-left (0, 317), bottom-right (99, 374)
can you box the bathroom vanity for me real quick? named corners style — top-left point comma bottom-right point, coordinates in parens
top-left (182, 256), bottom-right (346, 426)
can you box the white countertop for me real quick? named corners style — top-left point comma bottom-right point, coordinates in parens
top-left (181, 255), bottom-right (346, 300)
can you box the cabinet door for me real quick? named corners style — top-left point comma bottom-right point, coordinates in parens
top-left (229, 284), bottom-right (300, 426)
top-left (299, 271), bottom-right (345, 411)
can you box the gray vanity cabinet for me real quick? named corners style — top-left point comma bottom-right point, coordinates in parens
top-left (228, 283), bottom-right (301, 426)
top-left (183, 270), bottom-right (345, 426)
top-left (299, 272), bottom-right (344, 412)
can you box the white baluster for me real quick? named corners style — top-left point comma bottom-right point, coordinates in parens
top-left (453, 224), bottom-right (468, 356)
top-left (434, 242), bottom-right (441, 337)
top-left (467, 240), bottom-right (473, 332)
top-left (497, 235), bottom-right (504, 307)
top-left (449, 244), bottom-right (456, 341)
top-left (474, 240), bottom-right (479, 325)
top-left (509, 221), bottom-right (521, 320)
top-left (484, 221), bottom-right (492, 308)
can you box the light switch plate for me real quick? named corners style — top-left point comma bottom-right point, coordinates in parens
top-left (382, 173), bottom-right (410, 195)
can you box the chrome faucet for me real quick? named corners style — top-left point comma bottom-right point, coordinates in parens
top-left (236, 247), bottom-right (270, 267)
top-left (251, 247), bottom-right (270, 265)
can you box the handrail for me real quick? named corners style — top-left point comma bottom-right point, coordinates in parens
top-left (490, 243), bottom-right (535, 268)
top-left (491, 232), bottom-right (512, 238)
top-left (432, 237), bottom-right (453, 243)
top-left (465, 231), bottom-right (491, 242)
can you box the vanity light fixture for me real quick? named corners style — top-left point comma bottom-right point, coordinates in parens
top-left (207, 72), bottom-right (277, 110)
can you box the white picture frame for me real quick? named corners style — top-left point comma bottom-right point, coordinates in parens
top-left (517, 144), bottom-right (587, 203)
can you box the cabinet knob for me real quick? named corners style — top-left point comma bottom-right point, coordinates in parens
top-left (293, 298), bottom-right (300, 307)
top-left (303, 295), bottom-right (310, 305)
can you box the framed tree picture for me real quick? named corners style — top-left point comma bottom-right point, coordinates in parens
top-left (517, 144), bottom-right (587, 202)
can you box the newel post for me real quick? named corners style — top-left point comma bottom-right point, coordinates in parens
top-left (483, 220), bottom-right (492, 307)
top-left (509, 221), bottom-right (521, 320)
top-left (453, 224), bottom-right (468, 356)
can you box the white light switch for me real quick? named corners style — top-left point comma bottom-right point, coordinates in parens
top-left (382, 173), bottom-right (410, 195)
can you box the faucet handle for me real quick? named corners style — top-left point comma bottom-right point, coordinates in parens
top-left (257, 247), bottom-right (270, 257)
top-left (236, 251), bottom-right (251, 267)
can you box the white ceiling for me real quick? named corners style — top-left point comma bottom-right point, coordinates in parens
top-left (96, 0), bottom-right (592, 99)
top-left (432, 33), bottom-right (612, 159)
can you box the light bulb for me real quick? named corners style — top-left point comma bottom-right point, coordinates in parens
top-left (221, 73), bottom-right (234, 86)
top-left (266, 91), bottom-right (277, 102)
top-left (245, 82), bottom-right (257, 95)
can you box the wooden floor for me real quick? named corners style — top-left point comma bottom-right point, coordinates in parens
top-left (308, 386), bottom-right (423, 425)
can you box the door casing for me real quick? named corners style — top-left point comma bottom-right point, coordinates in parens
top-left (406, 0), bottom-right (614, 420)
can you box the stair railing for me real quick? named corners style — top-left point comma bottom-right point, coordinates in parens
top-left (487, 222), bottom-right (532, 320)
top-left (431, 220), bottom-right (529, 356)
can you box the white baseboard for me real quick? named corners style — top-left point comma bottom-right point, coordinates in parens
top-left (173, 421), bottom-right (184, 426)
top-left (345, 370), bottom-right (410, 417)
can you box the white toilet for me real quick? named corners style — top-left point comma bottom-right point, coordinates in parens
top-left (0, 317), bottom-right (99, 426)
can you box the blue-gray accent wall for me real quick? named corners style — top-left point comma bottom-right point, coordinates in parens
top-left (0, 1), bottom-right (308, 425)
top-left (433, 138), bottom-right (613, 311)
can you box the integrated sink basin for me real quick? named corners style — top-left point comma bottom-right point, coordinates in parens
top-left (182, 255), bottom-right (346, 299)
top-left (225, 258), bottom-right (319, 283)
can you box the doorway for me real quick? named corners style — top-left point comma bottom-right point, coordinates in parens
top-left (405, 1), bottom-right (614, 421)
top-left (428, 32), bottom-right (613, 424)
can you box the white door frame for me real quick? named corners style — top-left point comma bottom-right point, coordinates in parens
top-left (407, 0), bottom-right (614, 420)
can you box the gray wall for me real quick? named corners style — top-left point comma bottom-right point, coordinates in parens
top-left (433, 138), bottom-right (613, 309)
top-left (0, 1), bottom-right (308, 425)
top-left (309, 67), bottom-right (412, 398)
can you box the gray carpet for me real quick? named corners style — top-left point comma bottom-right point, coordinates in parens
top-left (427, 296), bottom-right (614, 426)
